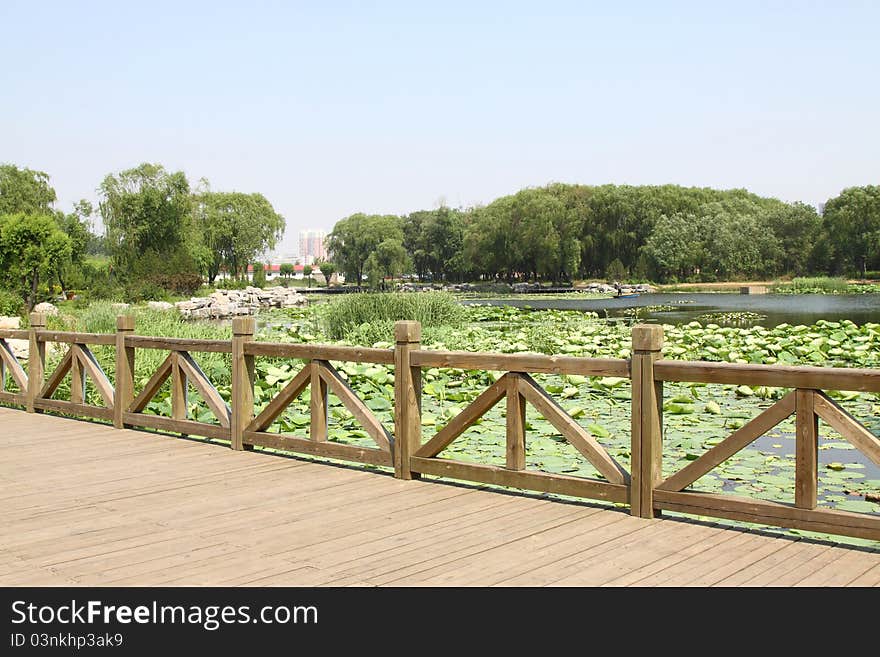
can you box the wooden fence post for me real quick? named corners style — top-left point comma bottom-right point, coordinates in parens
top-left (795, 389), bottom-right (818, 509)
top-left (114, 315), bottom-right (135, 429)
top-left (631, 324), bottom-right (664, 518)
top-left (394, 320), bottom-right (422, 480)
top-left (231, 316), bottom-right (256, 450)
top-left (26, 312), bottom-right (47, 413)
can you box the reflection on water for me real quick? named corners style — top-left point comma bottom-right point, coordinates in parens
top-left (462, 293), bottom-right (880, 327)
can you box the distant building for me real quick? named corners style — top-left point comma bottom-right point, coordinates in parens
top-left (298, 230), bottom-right (326, 266)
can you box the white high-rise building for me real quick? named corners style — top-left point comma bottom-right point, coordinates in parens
top-left (298, 230), bottom-right (327, 265)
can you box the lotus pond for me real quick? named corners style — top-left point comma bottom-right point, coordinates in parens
top-left (7, 299), bottom-right (880, 546)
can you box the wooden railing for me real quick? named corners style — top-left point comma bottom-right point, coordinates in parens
top-left (1, 313), bottom-right (878, 541)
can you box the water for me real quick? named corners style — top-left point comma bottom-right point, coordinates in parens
top-left (462, 293), bottom-right (880, 327)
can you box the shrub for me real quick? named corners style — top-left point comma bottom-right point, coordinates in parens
top-left (0, 288), bottom-right (23, 316)
top-left (324, 292), bottom-right (465, 341)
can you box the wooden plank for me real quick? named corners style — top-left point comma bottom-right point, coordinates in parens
top-left (39, 348), bottom-right (72, 400)
top-left (393, 320), bottom-right (422, 480)
top-left (122, 412), bottom-right (230, 440)
top-left (125, 336), bottom-right (232, 353)
top-left (246, 365), bottom-right (310, 433)
top-left (630, 351), bottom-right (644, 516)
top-left (410, 456), bottom-right (629, 503)
top-left (317, 360), bottom-right (391, 452)
top-left (32, 398), bottom-right (114, 421)
top-left (413, 375), bottom-right (509, 458)
top-left (77, 344), bottom-right (115, 407)
top-left (653, 489), bottom-right (880, 540)
top-left (0, 329), bottom-right (29, 340)
top-left (506, 375), bottom-right (526, 471)
top-left (26, 312), bottom-right (46, 413)
top-left (35, 331), bottom-right (116, 345)
top-left (243, 431), bottom-right (393, 467)
top-left (0, 390), bottom-right (26, 405)
top-left (411, 350), bottom-right (630, 377)
top-left (171, 352), bottom-right (187, 422)
top-left (517, 374), bottom-right (627, 484)
top-left (795, 389), bottom-right (818, 509)
top-left (176, 351), bottom-right (231, 428)
top-left (114, 315), bottom-right (135, 429)
top-left (244, 341), bottom-right (394, 364)
top-left (70, 344), bottom-right (85, 404)
top-left (631, 325), bottom-right (664, 519)
top-left (230, 317), bottom-right (255, 451)
top-left (654, 359), bottom-right (880, 392)
top-left (658, 391), bottom-right (797, 492)
top-left (128, 353), bottom-right (173, 413)
top-left (814, 391), bottom-right (880, 467)
top-left (310, 362), bottom-right (328, 442)
top-left (0, 339), bottom-right (28, 390)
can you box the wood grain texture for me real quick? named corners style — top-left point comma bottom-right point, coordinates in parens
top-left (114, 316), bottom-right (135, 429)
top-left (244, 431), bottom-right (393, 467)
top-left (69, 345), bottom-right (85, 404)
top-left (0, 329), bottom-right (29, 340)
top-left (26, 313), bottom-right (46, 413)
top-left (244, 341), bottom-right (394, 364)
top-left (517, 374), bottom-right (627, 484)
top-left (654, 490), bottom-right (880, 541)
top-left (32, 398), bottom-right (114, 421)
top-left (813, 391), bottom-right (880, 467)
top-left (409, 457), bottom-right (629, 503)
top-left (413, 375), bottom-right (509, 458)
top-left (246, 365), bottom-right (310, 433)
top-left (35, 331), bottom-right (116, 345)
top-left (0, 338), bottom-right (28, 390)
top-left (39, 348), bottom-right (72, 400)
top-left (176, 351), bottom-right (230, 428)
top-left (230, 317), bottom-right (255, 451)
top-left (128, 353), bottom-right (173, 413)
top-left (411, 350), bottom-right (629, 377)
top-left (795, 389), bottom-right (818, 509)
top-left (309, 362), bottom-right (328, 442)
top-left (123, 412), bottom-right (230, 440)
top-left (76, 344), bottom-right (115, 407)
top-left (125, 336), bottom-right (232, 353)
top-left (505, 374), bottom-right (526, 471)
top-left (658, 391), bottom-right (796, 492)
top-left (393, 321), bottom-right (422, 480)
top-left (317, 361), bottom-right (391, 452)
top-left (654, 360), bottom-right (880, 392)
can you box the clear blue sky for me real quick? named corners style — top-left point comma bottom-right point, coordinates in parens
top-left (2, 1), bottom-right (878, 253)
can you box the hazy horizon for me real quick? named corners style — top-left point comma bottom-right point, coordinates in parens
top-left (2, 1), bottom-right (878, 253)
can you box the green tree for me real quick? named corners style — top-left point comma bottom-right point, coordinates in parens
top-left (99, 163), bottom-right (193, 276)
top-left (54, 201), bottom-right (94, 293)
top-left (279, 263), bottom-right (295, 279)
top-left (0, 213), bottom-right (72, 310)
top-left (0, 164), bottom-right (57, 216)
top-left (820, 186), bottom-right (880, 276)
top-left (318, 260), bottom-right (335, 286)
top-left (192, 190), bottom-right (285, 282)
top-left (303, 264), bottom-right (313, 288)
top-left (252, 262), bottom-right (267, 287)
top-left (327, 214), bottom-right (403, 285)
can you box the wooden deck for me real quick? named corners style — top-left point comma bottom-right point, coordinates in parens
top-left (2, 408), bottom-right (879, 587)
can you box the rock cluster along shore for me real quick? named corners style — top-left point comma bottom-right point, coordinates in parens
top-left (172, 286), bottom-right (308, 318)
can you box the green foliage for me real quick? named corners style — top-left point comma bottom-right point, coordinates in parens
top-left (323, 292), bottom-right (465, 340)
top-left (318, 261), bottom-right (335, 284)
top-left (192, 190), bottom-right (285, 282)
top-left (0, 288), bottom-right (23, 316)
top-left (605, 258), bottom-right (628, 282)
top-left (0, 164), bottom-right (57, 215)
top-left (279, 263), bottom-right (295, 278)
top-left (252, 262), bottom-right (268, 288)
top-left (771, 277), bottom-right (850, 294)
top-left (0, 213), bottom-right (72, 310)
top-left (99, 163), bottom-right (194, 275)
top-left (819, 186), bottom-right (880, 276)
top-left (326, 213), bottom-right (403, 284)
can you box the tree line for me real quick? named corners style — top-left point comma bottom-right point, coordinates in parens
top-left (0, 162), bottom-right (285, 311)
top-left (328, 183), bottom-right (880, 285)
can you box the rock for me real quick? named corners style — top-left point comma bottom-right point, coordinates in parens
top-left (172, 286), bottom-right (307, 319)
top-left (33, 302), bottom-right (58, 316)
top-left (0, 316), bottom-right (20, 330)
top-left (111, 302), bottom-right (130, 310)
top-left (147, 301), bottom-right (174, 311)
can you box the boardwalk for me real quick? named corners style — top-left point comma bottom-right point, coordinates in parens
top-left (1, 408), bottom-right (879, 586)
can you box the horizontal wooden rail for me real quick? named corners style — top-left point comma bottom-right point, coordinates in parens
top-left (0, 329), bottom-right (29, 340)
top-left (34, 398), bottom-right (114, 421)
top-left (123, 412), bottom-right (230, 440)
top-left (654, 360), bottom-right (880, 392)
top-left (244, 431), bottom-right (393, 467)
top-left (125, 335), bottom-right (232, 353)
top-left (35, 331), bottom-right (116, 345)
top-left (411, 350), bottom-right (630, 377)
top-left (244, 341), bottom-right (394, 364)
